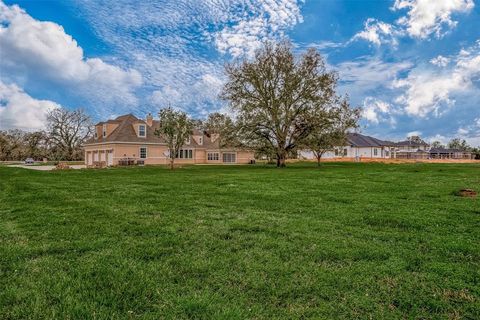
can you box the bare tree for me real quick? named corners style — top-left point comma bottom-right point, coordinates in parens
top-left (221, 41), bottom-right (337, 167)
top-left (47, 108), bottom-right (92, 161)
top-left (155, 107), bottom-right (194, 169)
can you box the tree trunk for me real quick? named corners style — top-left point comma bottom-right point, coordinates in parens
top-left (276, 151), bottom-right (286, 168)
top-left (169, 157), bottom-right (174, 170)
top-left (317, 155), bottom-right (321, 166)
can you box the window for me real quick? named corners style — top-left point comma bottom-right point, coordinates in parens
top-left (198, 137), bottom-right (203, 145)
top-left (177, 149), bottom-right (193, 159)
top-left (186, 137), bottom-right (191, 144)
top-left (94, 131), bottom-right (98, 139)
top-left (208, 152), bottom-right (219, 161)
top-left (343, 148), bottom-right (348, 156)
top-left (223, 153), bottom-right (236, 163)
top-left (139, 125), bottom-right (146, 137)
top-left (140, 147), bottom-right (147, 159)
top-left (373, 148), bottom-right (378, 156)
top-left (102, 124), bottom-right (107, 138)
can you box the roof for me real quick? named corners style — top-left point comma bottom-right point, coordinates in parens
top-left (86, 114), bottom-right (167, 144)
top-left (85, 114), bottom-right (222, 149)
top-left (346, 133), bottom-right (392, 147)
top-left (429, 148), bottom-right (471, 154)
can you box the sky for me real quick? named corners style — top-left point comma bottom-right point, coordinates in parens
top-left (0, 0), bottom-right (479, 146)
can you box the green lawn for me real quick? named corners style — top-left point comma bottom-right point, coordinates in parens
top-left (0, 163), bottom-right (479, 319)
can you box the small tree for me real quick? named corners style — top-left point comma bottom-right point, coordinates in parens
top-left (303, 97), bottom-right (360, 166)
top-left (221, 41), bottom-right (338, 167)
top-left (430, 141), bottom-right (445, 149)
top-left (447, 138), bottom-right (470, 151)
top-left (155, 107), bottom-right (194, 169)
top-left (203, 112), bottom-right (239, 148)
top-left (47, 108), bottom-right (92, 161)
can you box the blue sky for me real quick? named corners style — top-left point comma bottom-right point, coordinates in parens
top-left (0, 0), bottom-right (479, 145)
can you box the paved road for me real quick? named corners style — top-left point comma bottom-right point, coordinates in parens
top-left (9, 164), bottom-right (86, 171)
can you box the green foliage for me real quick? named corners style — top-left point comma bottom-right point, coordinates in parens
top-left (447, 138), bottom-right (471, 151)
top-left (430, 141), bottom-right (445, 149)
top-left (302, 96), bottom-right (360, 164)
top-left (155, 107), bottom-right (194, 169)
top-left (0, 163), bottom-right (479, 319)
top-left (203, 112), bottom-right (239, 148)
top-left (222, 41), bottom-right (342, 167)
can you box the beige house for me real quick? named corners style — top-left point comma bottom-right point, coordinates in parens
top-left (83, 114), bottom-right (255, 166)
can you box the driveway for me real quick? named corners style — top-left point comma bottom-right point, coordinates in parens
top-left (9, 164), bottom-right (86, 171)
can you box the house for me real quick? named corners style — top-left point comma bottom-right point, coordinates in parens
top-left (299, 132), bottom-right (395, 160)
top-left (83, 114), bottom-right (255, 166)
top-left (393, 137), bottom-right (430, 159)
top-left (429, 148), bottom-right (474, 159)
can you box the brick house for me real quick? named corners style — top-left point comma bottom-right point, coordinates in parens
top-left (83, 114), bottom-right (255, 166)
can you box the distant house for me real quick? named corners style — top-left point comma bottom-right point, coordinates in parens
top-left (83, 114), bottom-right (255, 166)
top-left (429, 148), bottom-right (474, 159)
top-left (299, 132), bottom-right (395, 160)
top-left (299, 133), bottom-right (476, 161)
top-left (394, 137), bottom-right (430, 159)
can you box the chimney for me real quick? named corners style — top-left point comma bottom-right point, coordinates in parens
top-left (146, 113), bottom-right (153, 127)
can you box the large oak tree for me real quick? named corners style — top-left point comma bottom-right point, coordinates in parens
top-left (47, 108), bottom-right (92, 161)
top-left (221, 41), bottom-right (339, 167)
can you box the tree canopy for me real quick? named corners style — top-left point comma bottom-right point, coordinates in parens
top-left (221, 41), bottom-right (355, 167)
top-left (155, 107), bottom-right (194, 169)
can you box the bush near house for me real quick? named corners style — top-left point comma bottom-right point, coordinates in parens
top-left (0, 163), bottom-right (478, 319)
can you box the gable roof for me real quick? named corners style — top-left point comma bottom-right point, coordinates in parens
top-left (86, 114), bottom-right (167, 144)
top-left (85, 114), bottom-right (222, 148)
top-left (346, 133), bottom-right (392, 147)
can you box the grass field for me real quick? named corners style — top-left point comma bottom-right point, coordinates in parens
top-left (0, 163), bottom-right (479, 319)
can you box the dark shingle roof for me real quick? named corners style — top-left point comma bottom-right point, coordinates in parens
top-left (346, 133), bottom-right (392, 147)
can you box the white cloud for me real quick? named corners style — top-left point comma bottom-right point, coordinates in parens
top-left (353, 0), bottom-right (474, 46)
top-left (214, 0), bottom-right (303, 57)
top-left (0, 1), bottom-right (142, 115)
top-left (393, 0), bottom-right (474, 39)
top-left (407, 130), bottom-right (422, 136)
top-left (352, 18), bottom-right (399, 46)
top-left (430, 55), bottom-right (450, 67)
top-left (0, 81), bottom-right (59, 131)
top-left (336, 57), bottom-right (413, 105)
top-left (393, 41), bottom-right (480, 117)
top-left (362, 97), bottom-right (392, 124)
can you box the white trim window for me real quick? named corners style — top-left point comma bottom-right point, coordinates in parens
top-left (94, 131), bottom-right (98, 139)
top-left (102, 124), bottom-right (107, 138)
top-left (373, 148), bottom-right (378, 156)
top-left (222, 153), bottom-right (236, 163)
top-left (198, 136), bottom-right (203, 145)
top-left (178, 149), bottom-right (193, 159)
top-left (208, 152), bottom-right (219, 161)
top-left (139, 147), bottom-right (147, 159)
top-left (139, 124), bottom-right (146, 137)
